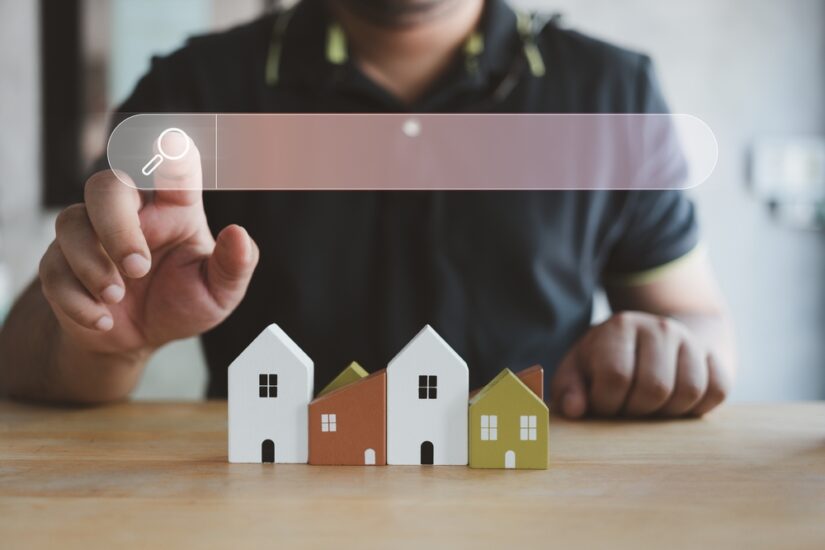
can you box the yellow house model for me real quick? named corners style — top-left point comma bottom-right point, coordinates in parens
top-left (468, 368), bottom-right (549, 470)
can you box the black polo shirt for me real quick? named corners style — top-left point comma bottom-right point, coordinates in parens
top-left (112, 0), bottom-right (699, 398)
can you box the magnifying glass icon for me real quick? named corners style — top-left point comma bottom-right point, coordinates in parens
top-left (141, 127), bottom-right (191, 176)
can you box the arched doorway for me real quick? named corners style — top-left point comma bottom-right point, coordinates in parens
top-left (505, 450), bottom-right (516, 469)
top-left (420, 441), bottom-right (434, 465)
top-left (364, 448), bottom-right (376, 465)
top-left (262, 439), bottom-right (274, 463)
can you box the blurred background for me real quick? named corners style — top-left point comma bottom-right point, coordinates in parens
top-left (1, 0), bottom-right (823, 400)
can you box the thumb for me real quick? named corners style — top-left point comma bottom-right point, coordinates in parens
top-left (206, 225), bottom-right (259, 310)
top-left (551, 349), bottom-right (588, 419)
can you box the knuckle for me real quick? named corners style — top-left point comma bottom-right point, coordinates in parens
top-left (38, 245), bottom-right (61, 286)
top-left (54, 203), bottom-right (87, 234)
top-left (641, 377), bottom-right (672, 402)
top-left (601, 361), bottom-right (633, 386)
top-left (657, 316), bottom-right (676, 335)
top-left (680, 383), bottom-right (704, 404)
top-left (611, 311), bottom-right (634, 329)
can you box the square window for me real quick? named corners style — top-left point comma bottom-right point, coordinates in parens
top-left (480, 415), bottom-right (498, 441)
top-left (259, 373), bottom-right (278, 399)
top-left (418, 374), bottom-right (438, 399)
top-left (321, 413), bottom-right (337, 432)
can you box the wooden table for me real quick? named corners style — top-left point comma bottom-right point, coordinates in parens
top-left (1, 401), bottom-right (823, 549)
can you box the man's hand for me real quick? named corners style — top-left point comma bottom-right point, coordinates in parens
top-left (550, 311), bottom-right (734, 419)
top-left (39, 131), bottom-right (259, 357)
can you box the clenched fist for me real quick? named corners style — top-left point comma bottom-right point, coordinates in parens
top-left (39, 131), bottom-right (259, 356)
top-left (551, 311), bottom-right (733, 418)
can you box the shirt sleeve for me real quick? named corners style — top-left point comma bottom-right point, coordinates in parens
top-left (602, 56), bottom-right (701, 283)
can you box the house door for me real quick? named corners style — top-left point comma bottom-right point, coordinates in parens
top-left (262, 439), bottom-right (274, 463)
top-left (420, 441), bottom-right (434, 465)
top-left (505, 450), bottom-right (516, 469)
top-left (364, 448), bottom-right (376, 465)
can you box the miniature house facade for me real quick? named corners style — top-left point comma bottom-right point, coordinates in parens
top-left (228, 324), bottom-right (314, 463)
top-left (469, 368), bottom-right (548, 470)
top-left (309, 366), bottom-right (387, 466)
top-left (387, 325), bottom-right (469, 465)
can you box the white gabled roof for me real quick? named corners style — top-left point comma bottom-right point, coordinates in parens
top-left (387, 325), bottom-right (467, 373)
top-left (229, 323), bottom-right (313, 372)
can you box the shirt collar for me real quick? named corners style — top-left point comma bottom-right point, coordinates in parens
top-left (275, 0), bottom-right (521, 108)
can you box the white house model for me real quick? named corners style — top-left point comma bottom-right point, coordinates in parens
top-left (228, 324), bottom-right (314, 463)
top-left (387, 325), bottom-right (469, 465)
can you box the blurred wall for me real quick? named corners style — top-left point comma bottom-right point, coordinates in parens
top-left (0, 0), bottom-right (45, 291)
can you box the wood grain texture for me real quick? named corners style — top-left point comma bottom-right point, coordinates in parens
top-left (1, 401), bottom-right (824, 549)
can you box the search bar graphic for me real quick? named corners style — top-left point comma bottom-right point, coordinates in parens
top-left (107, 113), bottom-right (717, 191)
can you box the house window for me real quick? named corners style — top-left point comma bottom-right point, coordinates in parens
top-left (418, 375), bottom-right (437, 399)
top-left (321, 414), bottom-right (337, 432)
top-left (259, 374), bottom-right (277, 398)
top-left (520, 415), bottom-right (537, 441)
top-left (480, 415), bottom-right (497, 440)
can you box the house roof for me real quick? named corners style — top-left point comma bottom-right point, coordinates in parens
top-left (228, 323), bottom-right (313, 372)
top-left (469, 368), bottom-right (548, 411)
top-left (310, 369), bottom-right (386, 405)
top-left (387, 325), bottom-right (467, 373)
top-left (469, 365), bottom-right (544, 400)
top-left (317, 361), bottom-right (369, 397)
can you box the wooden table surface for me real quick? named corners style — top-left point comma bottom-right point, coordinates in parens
top-left (1, 401), bottom-right (823, 549)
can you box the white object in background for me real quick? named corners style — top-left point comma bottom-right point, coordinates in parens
top-left (0, 262), bottom-right (11, 325)
top-left (751, 137), bottom-right (825, 202)
top-left (387, 325), bottom-right (469, 465)
top-left (228, 324), bottom-right (314, 464)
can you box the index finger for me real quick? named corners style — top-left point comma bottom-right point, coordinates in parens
top-left (151, 128), bottom-right (203, 207)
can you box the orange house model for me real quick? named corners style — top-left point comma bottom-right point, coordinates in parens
top-left (308, 368), bottom-right (387, 466)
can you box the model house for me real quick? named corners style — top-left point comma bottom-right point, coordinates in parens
top-left (469, 364), bottom-right (545, 400)
top-left (468, 368), bottom-right (548, 470)
top-left (228, 324), bottom-right (314, 464)
top-left (309, 365), bottom-right (386, 466)
top-left (316, 361), bottom-right (369, 397)
top-left (387, 325), bottom-right (469, 465)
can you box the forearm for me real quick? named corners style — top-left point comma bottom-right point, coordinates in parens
top-left (0, 280), bottom-right (150, 404)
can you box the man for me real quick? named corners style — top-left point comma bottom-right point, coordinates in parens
top-left (0, 0), bottom-right (735, 417)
